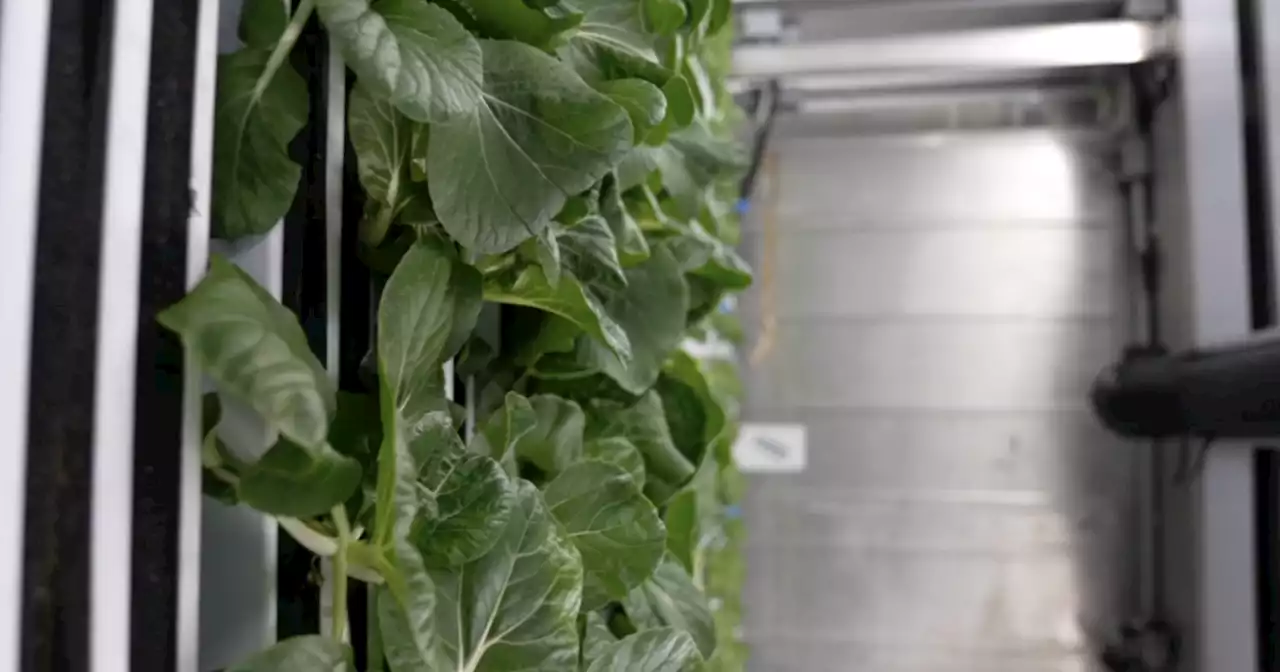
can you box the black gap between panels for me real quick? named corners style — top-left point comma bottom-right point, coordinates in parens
top-left (22, 1), bottom-right (117, 670)
top-left (130, 0), bottom-right (201, 668)
top-left (278, 6), bottom-right (330, 642)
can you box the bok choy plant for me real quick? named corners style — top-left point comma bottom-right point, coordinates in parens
top-left (162, 0), bottom-right (752, 668)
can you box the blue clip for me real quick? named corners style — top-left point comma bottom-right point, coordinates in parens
top-left (724, 504), bottom-right (743, 520)
top-left (735, 198), bottom-right (750, 215)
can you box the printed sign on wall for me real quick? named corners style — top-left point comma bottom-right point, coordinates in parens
top-left (733, 423), bottom-right (807, 473)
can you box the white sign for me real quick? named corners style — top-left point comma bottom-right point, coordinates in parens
top-left (733, 423), bottom-right (807, 473)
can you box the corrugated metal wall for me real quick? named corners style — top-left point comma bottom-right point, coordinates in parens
top-left (740, 129), bottom-right (1137, 671)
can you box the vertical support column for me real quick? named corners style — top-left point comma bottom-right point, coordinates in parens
top-left (0, 0), bottom-right (51, 668)
top-left (1178, 0), bottom-right (1257, 669)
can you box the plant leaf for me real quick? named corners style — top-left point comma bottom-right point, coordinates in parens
top-left (642, 0), bottom-right (686, 35)
top-left (378, 540), bottom-right (442, 671)
top-left (581, 611), bottom-right (618, 669)
top-left (544, 461), bottom-right (666, 610)
top-left (412, 451), bottom-right (516, 567)
top-left (560, 215), bottom-right (626, 285)
top-left (471, 392), bottom-right (539, 461)
top-left (596, 79), bottom-right (667, 143)
top-left (449, 0), bottom-right (583, 49)
top-left (428, 39), bottom-right (634, 254)
top-left (431, 480), bottom-right (583, 671)
top-left (158, 255), bottom-right (334, 449)
top-left (225, 635), bottom-right (350, 671)
top-left (512, 394), bottom-right (586, 476)
top-left (374, 242), bottom-right (482, 544)
top-left (237, 438), bottom-right (362, 517)
top-left (662, 487), bottom-right (697, 573)
top-left (211, 42), bottom-right (308, 239)
top-left (584, 436), bottom-right (646, 488)
top-left (585, 628), bottom-right (701, 672)
top-left (576, 245), bottom-right (687, 393)
top-left (238, 0), bottom-right (289, 48)
top-left (379, 240), bottom-right (482, 432)
top-left (348, 83), bottom-right (426, 244)
top-left (622, 554), bottom-right (716, 658)
top-left (318, 0), bottom-right (483, 123)
top-left (600, 175), bottom-right (650, 265)
top-left (588, 392), bottom-right (694, 487)
top-left (484, 266), bottom-right (631, 363)
top-left (559, 0), bottom-right (672, 85)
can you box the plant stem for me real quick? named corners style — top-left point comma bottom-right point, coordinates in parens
top-left (330, 505), bottom-right (352, 643)
top-left (253, 0), bottom-right (316, 100)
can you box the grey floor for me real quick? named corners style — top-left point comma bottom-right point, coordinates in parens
top-left (739, 129), bottom-right (1138, 671)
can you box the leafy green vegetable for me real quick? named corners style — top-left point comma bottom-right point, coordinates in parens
top-left (588, 392), bottom-right (694, 488)
top-left (411, 450), bottom-right (515, 567)
top-left (585, 628), bottom-right (701, 672)
top-left (484, 266), bottom-right (631, 362)
top-left (512, 394), bottom-right (586, 475)
top-left (378, 540), bottom-right (442, 671)
top-left (238, 438), bottom-right (362, 517)
top-left (623, 554), bottom-right (717, 658)
top-left (577, 245), bottom-right (688, 393)
top-left (560, 0), bottom-right (672, 85)
top-left (225, 635), bottom-right (350, 671)
top-left (544, 461), bottom-right (666, 609)
top-left (430, 480), bottom-right (583, 670)
top-left (212, 0), bottom-right (309, 239)
top-left (318, 0), bottom-right (483, 122)
top-left (174, 0), bottom-right (751, 665)
top-left (429, 40), bottom-right (634, 254)
top-left (158, 255), bottom-right (334, 449)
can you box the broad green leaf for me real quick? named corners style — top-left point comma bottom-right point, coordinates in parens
top-left (450, 0), bottom-right (583, 49)
top-left (586, 628), bottom-right (701, 672)
top-left (512, 395), bottom-right (586, 476)
top-left (642, 0), bottom-right (686, 35)
top-left (663, 488), bottom-right (698, 572)
top-left (682, 55), bottom-right (716, 118)
top-left (600, 176), bottom-right (650, 265)
top-left (560, 215), bottom-right (626, 286)
top-left (470, 392), bottom-right (538, 461)
top-left (484, 266), bottom-right (631, 362)
top-left (329, 391), bottom-right (382, 463)
top-left (588, 392), bottom-right (694, 487)
top-left (685, 0), bottom-right (711, 33)
top-left (374, 242), bottom-right (482, 544)
top-left (616, 145), bottom-right (660, 190)
top-left (560, 0), bottom-right (672, 85)
top-left (654, 371), bottom-right (709, 463)
top-left (660, 75), bottom-right (695, 129)
top-left (431, 480), bottom-right (583, 671)
top-left (347, 83), bottom-right (426, 244)
top-left (225, 635), bottom-right (350, 671)
top-left (410, 125), bottom-right (429, 181)
top-left (158, 255), bottom-right (334, 448)
top-left (584, 436), bottom-right (646, 488)
top-left (428, 40), bottom-right (634, 255)
top-left (238, 0), bottom-right (288, 48)
top-left (411, 451), bottom-right (516, 567)
top-left (581, 611), bottom-right (618, 669)
top-left (707, 0), bottom-right (731, 34)
top-left (378, 540), bottom-right (442, 671)
top-left (545, 461), bottom-right (666, 609)
top-left (577, 245), bottom-right (688, 393)
top-left (318, 0), bottom-right (483, 122)
top-left (211, 40), bottom-right (307, 238)
top-left (623, 554), bottom-right (717, 658)
top-left (379, 241), bottom-right (482, 433)
top-left (597, 79), bottom-right (667, 143)
top-left (532, 226), bottom-right (563, 287)
top-left (237, 438), bottom-right (362, 517)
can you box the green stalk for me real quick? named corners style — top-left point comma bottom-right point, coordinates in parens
top-left (330, 505), bottom-right (352, 643)
top-left (254, 0), bottom-right (316, 100)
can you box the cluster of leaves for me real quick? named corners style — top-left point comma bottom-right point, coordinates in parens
top-left (169, 0), bottom-right (752, 668)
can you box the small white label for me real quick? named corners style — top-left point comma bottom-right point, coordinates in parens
top-left (733, 423), bottom-right (807, 473)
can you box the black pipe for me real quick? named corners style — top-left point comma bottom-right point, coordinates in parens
top-left (1091, 331), bottom-right (1280, 440)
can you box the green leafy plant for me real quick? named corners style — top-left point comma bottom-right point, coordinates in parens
top-left (170, 0), bottom-right (751, 668)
